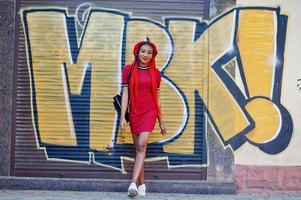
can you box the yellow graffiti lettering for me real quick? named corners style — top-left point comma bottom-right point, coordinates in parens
top-left (82, 12), bottom-right (124, 151)
top-left (237, 10), bottom-right (280, 143)
top-left (208, 11), bottom-right (251, 142)
top-left (23, 7), bottom-right (288, 159)
top-left (237, 10), bottom-right (275, 98)
top-left (163, 20), bottom-right (206, 154)
top-left (25, 12), bottom-right (77, 145)
top-left (245, 98), bottom-right (280, 143)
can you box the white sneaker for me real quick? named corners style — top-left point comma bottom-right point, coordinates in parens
top-left (138, 184), bottom-right (146, 196)
top-left (127, 182), bottom-right (138, 197)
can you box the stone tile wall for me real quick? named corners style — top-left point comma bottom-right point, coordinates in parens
top-left (236, 165), bottom-right (301, 191)
top-left (0, 0), bottom-right (15, 176)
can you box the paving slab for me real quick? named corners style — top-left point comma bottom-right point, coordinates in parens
top-left (1, 190), bottom-right (301, 200)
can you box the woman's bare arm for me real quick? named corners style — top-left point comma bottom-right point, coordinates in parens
top-left (157, 92), bottom-right (167, 135)
top-left (120, 86), bottom-right (129, 129)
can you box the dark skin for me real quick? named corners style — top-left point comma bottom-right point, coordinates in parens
top-left (120, 44), bottom-right (167, 185)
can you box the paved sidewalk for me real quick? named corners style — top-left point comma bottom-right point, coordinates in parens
top-left (1, 190), bottom-right (301, 200)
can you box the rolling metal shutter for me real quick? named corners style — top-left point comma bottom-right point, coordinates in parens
top-left (12, 0), bottom-right (209, 180)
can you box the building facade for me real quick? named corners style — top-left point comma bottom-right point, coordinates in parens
top-left (0, 0), bottom-right (300, 193)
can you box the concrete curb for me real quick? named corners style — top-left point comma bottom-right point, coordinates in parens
top-left (0, 176), bottom-right (236, 194)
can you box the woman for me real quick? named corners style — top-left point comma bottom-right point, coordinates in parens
top-left (120, 38), bottom-right (167, 197)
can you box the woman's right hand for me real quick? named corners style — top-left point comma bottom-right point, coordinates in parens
top-left (119, 117), bottom-right (127, 131)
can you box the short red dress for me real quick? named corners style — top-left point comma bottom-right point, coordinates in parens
top-left (122, 65), bottom-right (161, 135)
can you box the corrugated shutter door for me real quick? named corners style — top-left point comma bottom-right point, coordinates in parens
top-left (13, 0), bottom-right (208, 180)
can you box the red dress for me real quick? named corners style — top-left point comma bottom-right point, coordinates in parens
top-left (122, 65), bottom-right (161, 134)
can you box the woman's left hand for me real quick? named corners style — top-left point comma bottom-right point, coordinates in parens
top-left (159, 121), bottom-right (167, 135)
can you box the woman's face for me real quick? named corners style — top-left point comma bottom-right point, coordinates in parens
top-left (138, 44), bottom-right (153, 66)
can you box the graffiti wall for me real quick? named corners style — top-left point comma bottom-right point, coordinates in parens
top-left (20, 6), bottom-right (208, 173)
top-left (14, 0), bottom-right (209, 179)
top-left (234, 0), bottom-right (301, 166)
top-left (12, 0), bottom-right (301, 179)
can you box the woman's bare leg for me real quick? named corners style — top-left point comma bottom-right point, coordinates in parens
top-left (131, 134), bottom-right (145, 185)
top-left (139, 164), bottom-right (145, 185)
top-left (131, 132), bottom-right (150, 184)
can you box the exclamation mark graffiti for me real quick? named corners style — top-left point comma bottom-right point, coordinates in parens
top-left (236, 9), bottom-right (293, 154)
